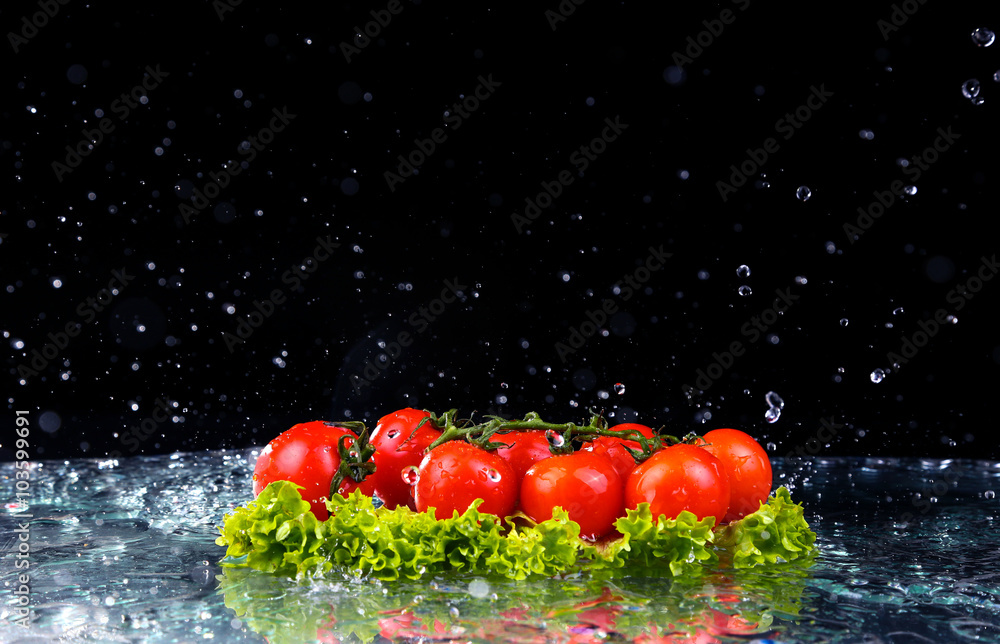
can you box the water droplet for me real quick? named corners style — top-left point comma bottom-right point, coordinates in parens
top-left (760, 530), bottom-right (771, 540)
top-left (994, 70), bottom-right (1000, 83)
top-left (795, 275), bottom-right (808, 285)
top-left (985, 490), bottom-right (996, 499)
top-left (545, 430), bottom-right (565, 448)
top-left (500, 382), bottom-right (508, 389)
top-left (449, 606), bottom-right (460, 619)
top-left (765, 391), bottom-right (785, 409)
top-left (736, 264), bottom-right (751, 278)
top-left (387, 429), bottom-right (399, 439)
top-left (903, 185), bottom-right (917, 196)
top-left (962, 79), bottom-right (981, 99)
top-left (825, 240), bottom-right (837, 254)
top-left (858, 129), bottom-right (875, 140)
top-left (893, 307), bottom-right (904, 315)
top-left (738, 285), bottom-right (753, 297)
top-left (766, 442), bottom-right (777, 451)
top-left (485, 467), bottom-right (502, 482)
top-left (839, 318), bottom-right (849, 327)
top-left (796, 186), bottom-right (812, 201)
top-left (972, 27), bottom-right (996, 47)
top-left (764, 407), bottom-right (781, 423)
top-left (468, 579), bottom-right (490, 598)
top-left (946, 315), bottom-right (958, 324)
top-left (401, 466), bottom-right (419, 486)
top-left (614, 382), bottom-right (626, 395)
top-left (870, 368), bottom-right (885, 384)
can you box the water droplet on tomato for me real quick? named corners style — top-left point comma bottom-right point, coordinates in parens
top-left (545, 430), bottom-right (565, 448)
top-left (486, 468), bottom-right (502, 482)
top-left (401, 466), bottom-right (419, 485)
top-left (387, 430), bottom-right (400, 439)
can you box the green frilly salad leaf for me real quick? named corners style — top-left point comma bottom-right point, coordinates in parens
top-left (216, 482), bottom-right (815, 580)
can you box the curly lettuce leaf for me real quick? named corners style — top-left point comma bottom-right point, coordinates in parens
top-left (600, 505), bottom-right (717, 575)
top-left (216, 480), bottom-right (331, 577)
top-left (713, 486), bottom-right (817, 567)
top-left (217, 481), bottom-right (814, 580)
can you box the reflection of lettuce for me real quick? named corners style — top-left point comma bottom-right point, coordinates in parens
top-left (216, 482), bottom-right (815, 581)
top-left (218, 558), bottom-right (815, 644)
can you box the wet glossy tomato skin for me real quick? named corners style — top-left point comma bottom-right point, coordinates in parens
top-left (698, 428), bottom-right (772, 522)
top-left (253, 421), bottom-right (373, 521)
top-left (625, 443), bottom-right (731, 524)
top-left (413, 441), bottom-right (518, 520)
top-left (520, 451), bottom-right (625, 540)
top-left (582, 423), bottom-right (658, 480)
top-left (494, 431), bottom-right (553, 480)
top-left (368, 408), bottom-right (441, 509)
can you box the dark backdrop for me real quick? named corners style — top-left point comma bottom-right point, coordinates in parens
top-left (3, 1), bottom-right (999, 461)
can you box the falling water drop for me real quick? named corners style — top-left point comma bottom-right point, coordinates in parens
top-left (870, 368), bottom-right (885, 384)
top-left (796, 186), bottom-right (812, 201)
top-left (736, 264), bottom-right (751, 278)
top-left (971, 27), bottom-right (996, 47)
top-left (738, 285), bottom-right (753, 297)
top-left (962, 79), bottom-right (981, 99)
top-left (765, 391), bottom-right (785, 409)
top-left (765, 407), bottom-right (781, 423)
top-left (614, 382), bottom-right (626, 395)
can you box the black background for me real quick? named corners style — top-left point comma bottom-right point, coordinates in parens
top-left (3, 0), bottom-right (999, 461)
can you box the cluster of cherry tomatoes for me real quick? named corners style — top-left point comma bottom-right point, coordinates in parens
top-left (252, 408), bottom-right (773, 540)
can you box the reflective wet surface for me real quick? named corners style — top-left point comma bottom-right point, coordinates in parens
top-left (2, 452), bottom-right (999, 642)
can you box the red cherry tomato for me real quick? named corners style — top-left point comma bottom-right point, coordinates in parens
top-left (253, 421), bottom-right (373, 521)
top-left (494, 431), bottom-right (553, 479)
top-left (582, 423), bottom-right (658, 480)
top-left (697, 428), bottom-right (772, 522)
top-left (413, 441), bottom-right (517, 520)
top-left (625, 443), bottom-right (730, 524)
top-left (520, 451), bottom-right (624, 540)
top-left (368, 408), bottom-right (441, 509)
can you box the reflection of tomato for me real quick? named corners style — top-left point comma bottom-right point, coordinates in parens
top-left (414, 441), bottom-right (518, 519)
top-left (582, 423), bottom-right (657, 480)
top-left (494, 431), bottom-right (553, 479)
top-left (697, 428), bottom-right (772, 522)
top-left (368, 408), bottom-right (441, 509)
top-left (520, 452), bottom-right (624, 539)
top-left (253, 421), bottom-right (374, 521)
top-left (625, 444), bottom-right (730, 524)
